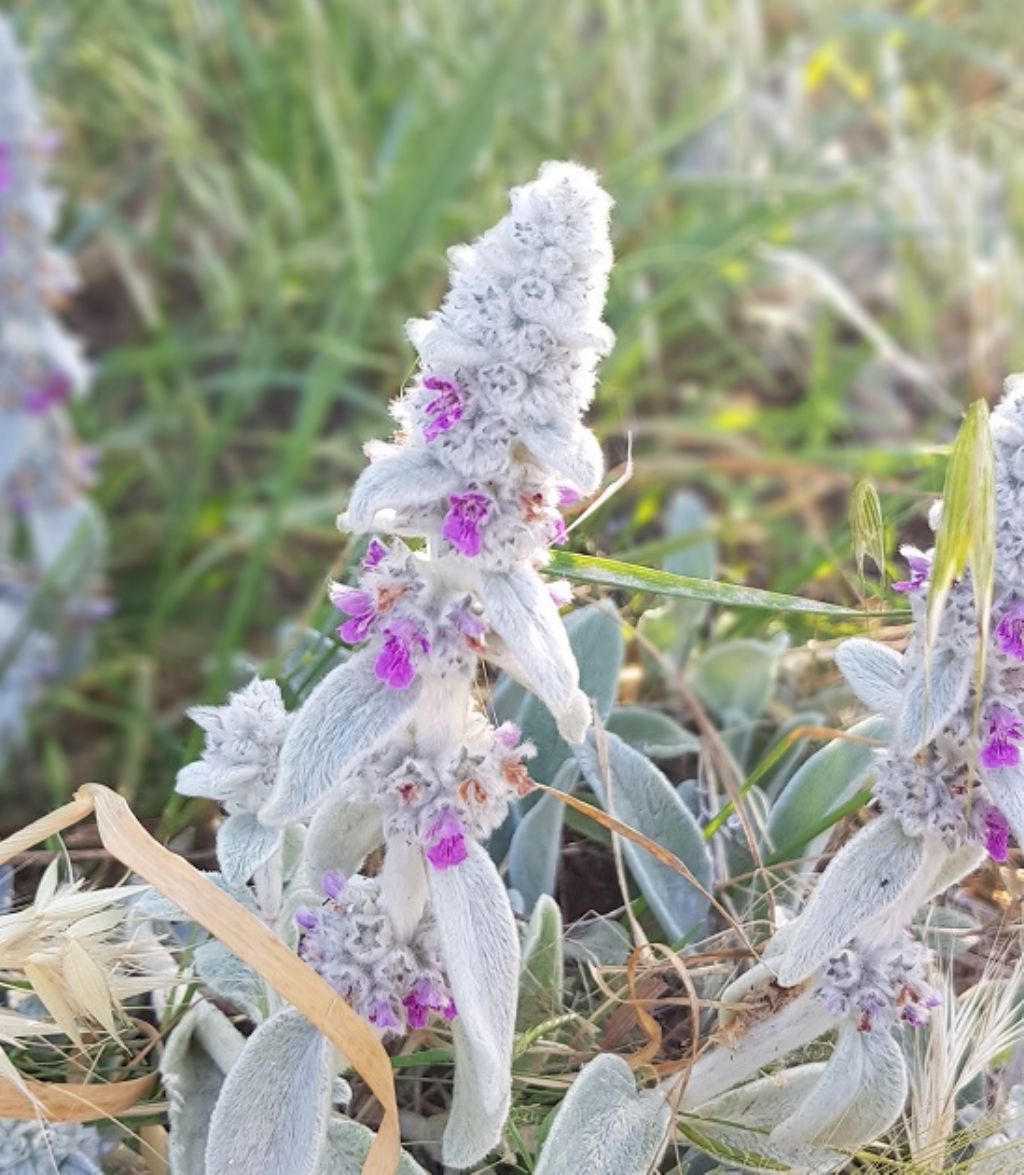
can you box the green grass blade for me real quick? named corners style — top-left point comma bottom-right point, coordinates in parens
top-left (546, 551), bottom-right (900, 618)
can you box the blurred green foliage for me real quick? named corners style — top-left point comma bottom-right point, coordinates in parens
top-left (4, 0), bottom-right (1023, 817)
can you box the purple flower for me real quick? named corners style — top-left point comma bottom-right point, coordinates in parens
top-left (980, 705), bottom-right (1024, 770)
top-left (369, 999), bottom-right (399, 1030)
top-left (402, 980), bottom-right (451, 1030)
top-left (423, 809), bottom-right (468, 870)
top-left (295, 908), bottom-right (319, 931)
top-left (422, 376), bottom-right (464, 442)
top-left (496, 722), bottom-right (521, 749)
top-left (549, 516), bottom-right (568, 546)
top-left (374, 619), bottom-right (431, 689)
top-left (453, 605), bottom-right (486, 640)
top-left (557, 484), bottom-right (582, 507)
top-left (322, 870), bottom-right (345, 900)
top-left (892, 546), bottom-right (932, 594)
top-left (330, 586), bottom-right (376, 644)
top-left (22, 371), bottom-right (72, 415)
top-left (901, 1002), bottom-right (929, 1028)
top-left (363, 538), bottom-right (387, 569)
top-left (984, 806), bottom-right (1011, 862)
top-left (442, 491), bottom-right (491, 557)
top-left (0, 140), bottom-right (13, 194)
top-left (996, 602), bottom-right (1024, 662)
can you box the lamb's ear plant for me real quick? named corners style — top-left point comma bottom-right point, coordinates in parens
top-left (649, 380), bottom-right (1024, 1171)
top-left (0, 15), bottom-right (106, 766)
top-left (173, 161), bottom-right (620, 1170)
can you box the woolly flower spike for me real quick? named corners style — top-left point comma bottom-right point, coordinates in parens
top-left (297, 874), bottom-right (455, 1038)
top-left (0, 17), bottom-right (105, 765)
top-left (709, 376), bottom-right (1024, 1161)
top-left (209, 164), bottom-right (609, 1169)
top-left (176, 678), bottom-right (293, 888)
top-left (828, 377), bottom-right (1024, 890)
top-left (176, 679), bottom-right (291, 814)
top-left (815, 935), bottom-right (940, 1032)
top-left (337, 161), bottom-right (613, 737)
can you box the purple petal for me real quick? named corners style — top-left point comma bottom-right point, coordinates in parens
top-left (996, 603), bottom-right (1024, 662)
top-left (339, 611), bottom-right (376, 644)
top-left (985, 808), bottom-right (1011, 862)
top-left (364, 539), bottom-right (388, 568)
top-left (375, 636), bottom-right (416, 689)
top-left (295, 908), bottom-right (319, 931)
top-left (442, 491), bottom-right (491, 558)
top-left (423, 810), bottom-right (468, 870)
top-left (369, 999), bottom-right (399, 1029)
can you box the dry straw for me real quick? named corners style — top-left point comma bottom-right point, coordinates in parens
top-left (0, 783), bottom-right (400, 1175)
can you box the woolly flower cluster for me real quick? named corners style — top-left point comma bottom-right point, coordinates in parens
top-left (693, 380), bottom-right (1024, 1165)
top-left (0, 1121), bottom-right (109, 1175)
top-left (177, 162), bottom-right (614, 1170)
top-left (176, 678), bottom-right (292, 816)
top-left (296, 871), bottom-right (455, 1037)
top-left (815, 935), bottom-right (940, 1032)
top-left (838, 375), bottom-right (1024, 865)
top-left (0, 17), bottom-right (105, 765)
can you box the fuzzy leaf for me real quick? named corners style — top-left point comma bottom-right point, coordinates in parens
top-left (923, 841), bottom-right (986, 902)
top-left (766, 716), bottom-right (889, 858)
top-left (680, 986), bottom-right (836, 1111)
top-left (162, 1004), bottom-right (245, 1175)
top-left (217, 812), bottom-right (282, 888)
top-left (576, 731), bottom-right (712, 941)
top-left (206, 1007), bottom-right (333, 1175)
top-left (341, 446), bottom-right (461, 532)
top-left (194, 940), bottom-right (266, 1023)
top-left (534, 1053), bottom-right (671, 1175)
top-left (896, 647), bottom-right (972, 753)
top-left (684, 1064), bottom-right (840, 1173)
top-left (509, 605), bottom-right (623, 787)
top-left (520, 420), bottom-right (604, 496)
top-left (835, 639), bottom-right (903, 715)
top-left (771, 1023), bottom-right (908, 1150)
top-left (303, 799), bottom-right (383, 884)
top-left (638, 491), bottom-right (717, 666)
top-left (763, 815), bottom-right (925, 986)
top-left (261, 652), bottom-right (419, 825)
top-left (443, 1020), bottom-right (508, 1169)
top-left (605, 705), bottom-right (700, 758)
top-left (692, 636), bottom-right (786, 722)
top-left (517, 894), bottom-right (564, 1031)
top-left (316, 1117), bottom-right (427, 1175)
top-left (428, 840), bottom-right (520, 1168)
top-left (508, 788), bottom-right (566, 913)
top-left (480, 566), bottom-right (588, 743)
